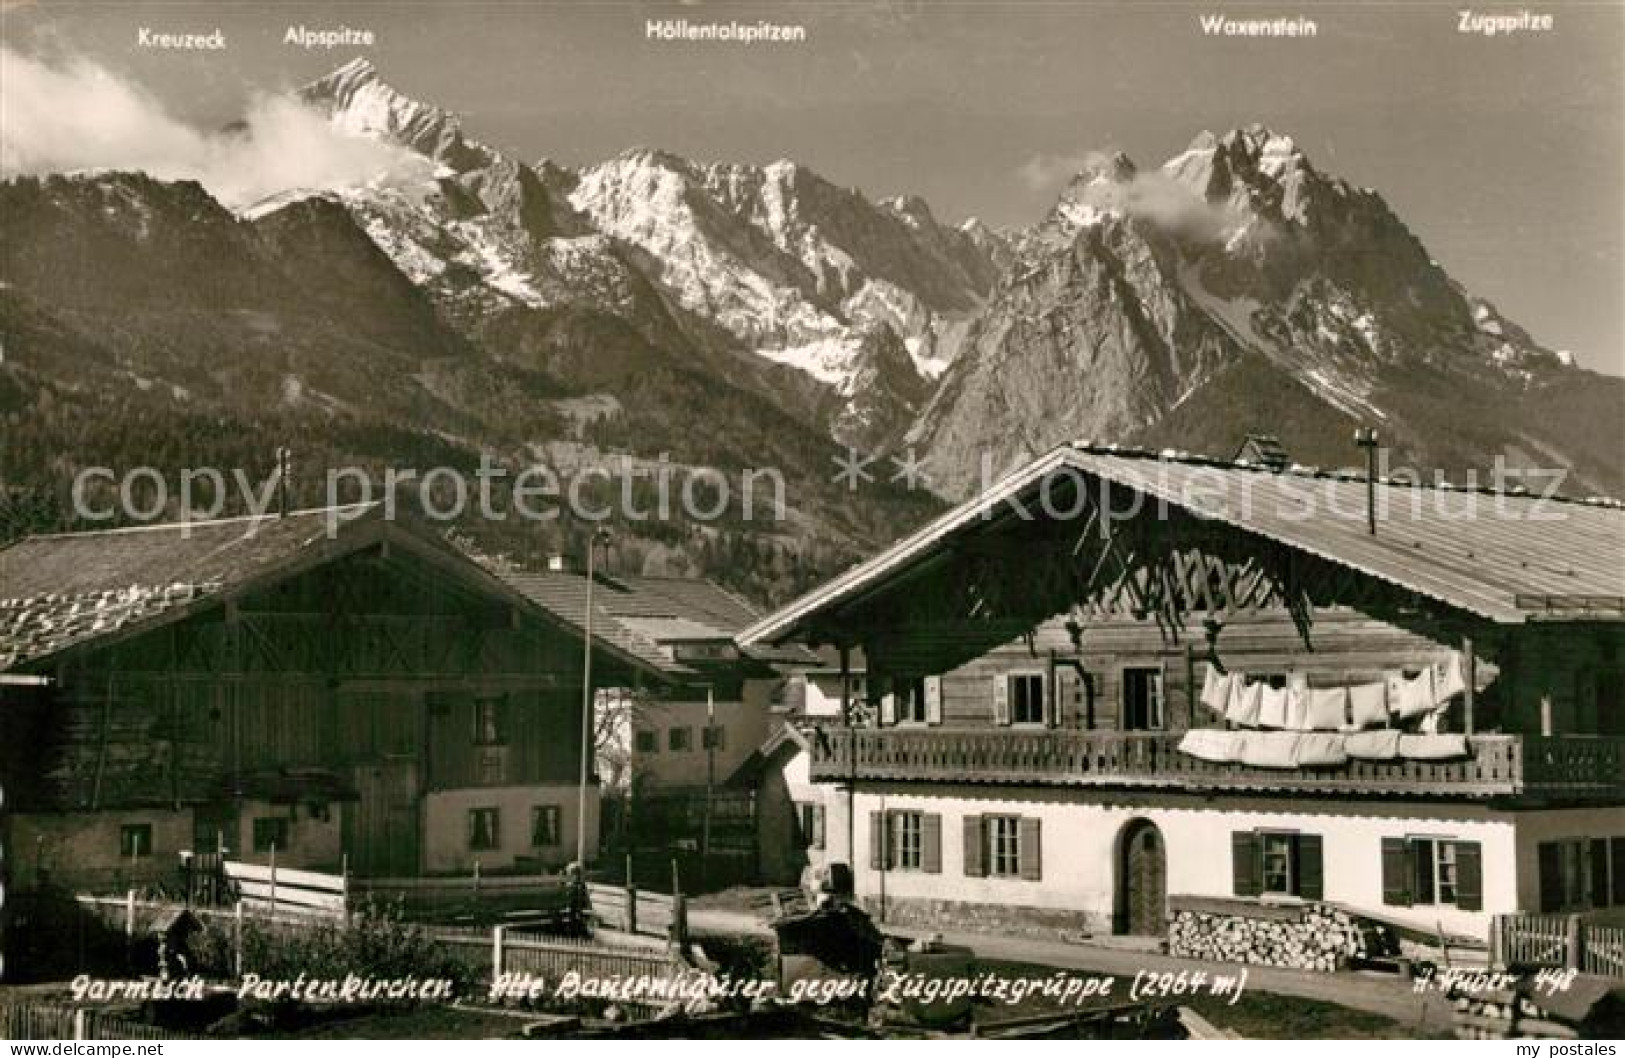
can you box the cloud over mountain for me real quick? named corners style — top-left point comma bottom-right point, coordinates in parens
top-left (0, 47), bottom-right (431, 208)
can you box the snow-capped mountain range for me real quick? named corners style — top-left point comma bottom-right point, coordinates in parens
top-left (286, 58), bottom-right (999, 448)
top-left (2, 56), bottom-right (1619, 584)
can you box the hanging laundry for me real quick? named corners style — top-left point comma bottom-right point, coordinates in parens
top-left (1384, 670), bottom-right (1407, 712)
top-left (1347, 682), bottom-right (1388, 730)
top-left (1433, 653), bottom-right (1467, 703)
top-left (1226, 675), bottom-right (1262, 727)
top-left (1284, 673), bottom-right (1310, 730)
top-left (1395, 667), bottom-right (1437, 719)
top-left (1306, 687), bottom-right (1350, 731)
top-left (1258, 684), bottom-right (1289, 729)
top-left (1200, 664), bottom-right (1233, 713)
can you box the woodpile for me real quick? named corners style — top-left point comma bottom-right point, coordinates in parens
top-left (1450, 985), bottom-right (1576, 1040)
top-left (1448, 975), bottom-right (1623, 1040)
top-left (1168, 903), bottom-right (1391, 972)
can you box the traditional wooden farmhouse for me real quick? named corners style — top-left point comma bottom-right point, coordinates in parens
top-left (739, 443), bottom-right (1625, 945)
top-left (0, 504), bottom-right (678, 894)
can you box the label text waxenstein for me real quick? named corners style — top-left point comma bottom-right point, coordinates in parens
top-left (646, 19), bottom-right (808, 44)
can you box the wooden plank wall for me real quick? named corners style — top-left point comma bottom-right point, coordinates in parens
top-left (910, 605), bottom-right (1504, 734)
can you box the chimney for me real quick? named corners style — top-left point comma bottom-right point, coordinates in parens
top-left (1354, 427), bottom-right (1381, 535)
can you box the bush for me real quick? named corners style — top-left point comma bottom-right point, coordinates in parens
top-left (190, 898), bottom-right (478, 995)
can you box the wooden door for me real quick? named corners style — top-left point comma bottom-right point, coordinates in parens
top-left (344, 757), bottom-right (420, 877)
top-left (1119, 821), bottom-right (1167, 936)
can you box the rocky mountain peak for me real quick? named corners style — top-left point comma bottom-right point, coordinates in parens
top-left (300, 59), bottom-right (494, 173)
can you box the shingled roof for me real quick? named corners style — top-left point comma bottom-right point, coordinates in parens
top-left (742, 442), bottom-right (1625, 644)
top-left (496, 569), bottom-right (804, 677)
top-left (0, 506), bottom-right (385, 672)
top-left (0, 506), bottom-right (706, 680)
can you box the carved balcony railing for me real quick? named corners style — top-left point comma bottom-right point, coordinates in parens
top-left (806, 729), bottom-right (1625, 800)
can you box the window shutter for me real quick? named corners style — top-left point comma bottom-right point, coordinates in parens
top-left (1412, 839), bottom-right (1436, 906)
top-left (1538, 842), bottom-right (1564, 912)
top-left (1018, 817), bottom-right (1042, 880)
top-left (880, 691), bottom-right (897, 727)
top-left (963, 815), bottom-right (985, 877)
top-left (924, 677), bottom-right (943, 725)
top-left (1296, 834), bottom-right (1324, 901)
top-left (993, 674), bottom-right (1010, 725)
top-left (1232, 831), bottom-right (1262, 897)
top-left (1590, 839), bottom-right (1611, 908)
top-left (869, 811), bottom-right (887, 871)
top-left (922, 814), bottom-right (942, 874)
top-left (1613, 838), bottom-right (1625, 907)
top-left (1051, 667), bottom-right (1071, 729)
top-left (1381, 837), bottom-right (1413, 906)
top-left (1455, 841), bottom-right (1483, 911)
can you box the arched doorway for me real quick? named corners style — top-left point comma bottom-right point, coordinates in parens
top-left (1115, 819), bottom-right (1167, 936)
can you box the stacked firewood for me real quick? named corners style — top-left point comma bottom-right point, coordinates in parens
top-left (1448, 984), bottom-right (1585, 1040)
top-left (1168, 904), bottom-right (1386, 971)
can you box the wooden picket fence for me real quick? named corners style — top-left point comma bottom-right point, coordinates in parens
top-left (1583, 924), bottom-right (1625, 978)
top-left (1493, 914), bottom-right (1625, 978)
top-left (1, 1002), bottom-right (206, 1041)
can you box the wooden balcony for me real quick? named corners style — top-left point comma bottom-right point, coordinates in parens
top-left (807, 728), bottom-right (1625, 800)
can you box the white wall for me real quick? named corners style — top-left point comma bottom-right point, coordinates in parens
top-left (421, 783), bottom-right (596, 873)
top-left (781, 744), bottom-right (832, 870)
top-left (12, 809), bottom-right (193, 891)
top-left (839, 785), bottom-right (1592, 938)
top-left (630, 679), bottom-right (774, 789)
top-left (230, 799), bottom-right (344, 871)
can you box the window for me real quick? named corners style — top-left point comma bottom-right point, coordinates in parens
top-left (120, 823), bottom-right (153, 859)
top-left (965, 815), bottom-right (1041, 880)
top-left (531, 805), bottom-right (561, 848)
top-left (702, 725), bottom-right (726, 750)
top-left (469, 807), bottom-right (501, 851)
top-left (634, 730), bottom-right (658, 754)
top-left (473, 695), bottom-right (506, 746)
top-left (891, 811), bottom-right (924, 871)
top-left (1413, 838), bottom-right (1459, 906)
top-left (895, 678), bottom-right (928, 724)
top-left (1233, 830), bottom-right (1324, 900)
top-left (1123, 668), bottom-right (1165, 731)
top-left (1011, 674), bottom-right (1045, 725)
top-left (668, 727), bottom-right (693, 752)
top-left (477, 748), bottom-right (506, 785)
top-left (1261, 833), bottom-right (1296, 895)
top-left (989, 816), bottom-right (1022, 877)
top-left (1381, 837), bottom-right (1482, 910)
top-left (1538, 838), bottom-right (1615, 912)
top-left (252, 817), bottom-right (289, 853)
top-left (797, 802), bottom-right (826, 850)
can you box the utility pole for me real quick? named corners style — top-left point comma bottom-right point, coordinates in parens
top-left (702, 683), bottom-right (714, 888)
top-left (575, 527), bottom-right (612, 867)
top-left (840, 642), bottom-right (855, 870)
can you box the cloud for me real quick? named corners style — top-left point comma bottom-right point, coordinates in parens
top-left (0, 47), bottom-right (432, 209)
top-left (1017, 150), bottom-right (1098, 193)
top-left (1021, 147), bottom-right (1249, 244)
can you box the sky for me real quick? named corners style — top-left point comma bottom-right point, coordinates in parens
top-left (3, 0), bottom-right (1622, 372)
